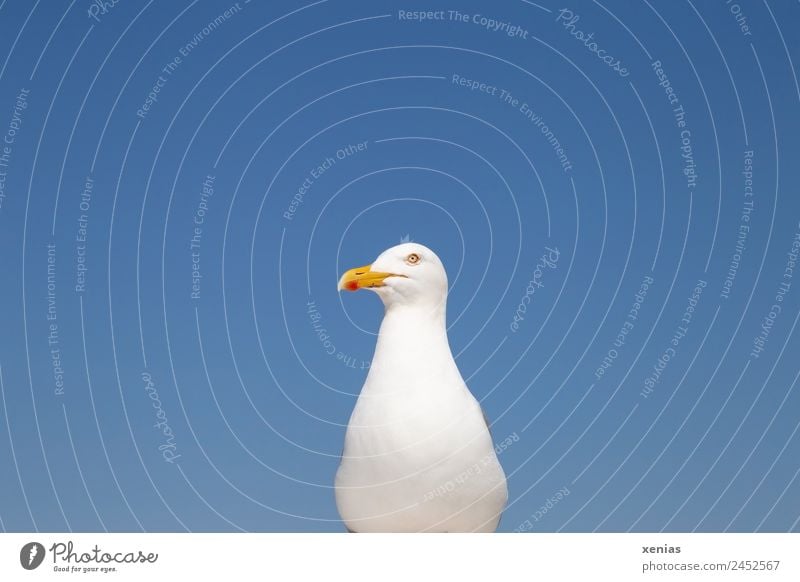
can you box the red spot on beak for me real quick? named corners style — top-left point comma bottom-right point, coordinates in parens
top-left (346, 281), bottom-right (359, 291)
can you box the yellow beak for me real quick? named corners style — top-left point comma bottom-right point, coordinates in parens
top-left (338, 264), bottom-right (400, 291)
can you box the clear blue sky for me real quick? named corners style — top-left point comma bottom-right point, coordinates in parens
top-left (0, 0), bottom-right (798, 532)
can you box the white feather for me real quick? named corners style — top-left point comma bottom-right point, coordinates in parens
top-left (335, 243), bottom-right (508, 532)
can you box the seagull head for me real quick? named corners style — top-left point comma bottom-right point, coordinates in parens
top-left (338, 243), bottom-right (448, 309)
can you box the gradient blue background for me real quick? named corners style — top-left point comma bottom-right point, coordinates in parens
top-left (0, 0), bottom-right (798, 532)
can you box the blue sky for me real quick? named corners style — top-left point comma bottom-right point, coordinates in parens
top-left (0, 0), bottom-right (798, 532)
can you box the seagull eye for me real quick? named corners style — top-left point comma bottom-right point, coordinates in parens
top-left (405, 253), bottom-right (421, 265)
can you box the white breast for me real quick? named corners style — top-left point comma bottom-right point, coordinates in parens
top-left (335, 307), bottom-right (508, 532)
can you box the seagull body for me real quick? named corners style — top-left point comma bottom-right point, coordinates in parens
top-left (335, 243), bottom-right (507, 532)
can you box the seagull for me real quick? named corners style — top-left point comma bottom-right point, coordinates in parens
top-left (335, 243), bottom-right (508, 532)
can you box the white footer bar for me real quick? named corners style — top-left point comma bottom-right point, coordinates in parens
top-left (1, 533), bottom-right (797, 581)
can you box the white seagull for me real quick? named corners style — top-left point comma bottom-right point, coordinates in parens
top-left (335, 243), bottom-right (508, 532)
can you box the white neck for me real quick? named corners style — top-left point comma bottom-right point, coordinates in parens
top-left (365, 302), bottom-right (459, 395)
